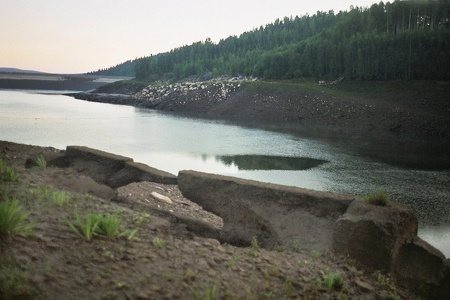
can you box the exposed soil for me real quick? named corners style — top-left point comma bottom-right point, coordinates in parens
top-left (0, 140), bottom-right (419, 299)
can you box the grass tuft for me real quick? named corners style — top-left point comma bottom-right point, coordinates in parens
top-left (35, 154), bottom-right (47, 169)
top-left (364, 189), bottom-right (390, 206)
top-left (152, 237), bottom-right (166, 249)
top-left (66, 213), bottom-right (101, 241)
top-left (248, 236), bottom-right (260, 256)
top-left (322, 272), bottom-right (344, 291)
top-left (0, 198), bottom-right (34, 237)
top-left (191, 283), bottom-right (218, 300)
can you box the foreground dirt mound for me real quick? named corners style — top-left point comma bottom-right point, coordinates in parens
top-left (0, 140), bottom-right (420, 299)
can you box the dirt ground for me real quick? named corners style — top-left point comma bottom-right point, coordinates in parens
top-left (0, 140), bottom-right (421, 299)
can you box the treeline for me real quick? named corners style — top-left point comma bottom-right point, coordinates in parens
top-left (87, 60), bottom-right (136, 77)
top-left (105, 0), bottom-right (450, 81)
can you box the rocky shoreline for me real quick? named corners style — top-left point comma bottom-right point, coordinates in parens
top-left (73, 77), bottom-right (450, 142)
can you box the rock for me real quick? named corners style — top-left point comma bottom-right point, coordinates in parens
top-left (392, 237), bottom-right (447, 298)
top-left (354, 279), bottom-right (374, 292)
top-left (178, 170), bottom-right (354, 250)
top-left (332, 199), bottom-right (418, 272)
top-left (107, 161), bottom-right (177, 188)
top-left (151, 191), bottom-right (172, 204)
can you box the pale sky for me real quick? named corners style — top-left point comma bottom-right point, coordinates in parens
top-left (0, 0), bottom-right (377, 74)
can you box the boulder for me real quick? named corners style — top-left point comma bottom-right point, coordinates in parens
top-left (65, 146), bottom-right (132, 183)
top-left (178, 170), bottom-right (355, 249)
top-left (392, 237), bottom-right (447, 299)
top-left (332, 199), bottom-right (418, 272)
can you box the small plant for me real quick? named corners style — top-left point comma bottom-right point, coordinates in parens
top-left (0, 198), bottom-right (34, 237)
top-left (35, 154), bottom-right (47, 169)
top-left (30, 186), bottom-right (71, 205)
top-left (283, 277), bottom-right (297, 298)
top-left (275, 244), bottom-right (287, 252)
top-left (191, 283), bottom-right (218, 300)
top-left (248, 236), bottom-right (260, 256)
top-left (322, 272), bottom-right (344, 291)
top-left (364, 189), bottom-right (389, 206)
top-left (95, 214), bottom-right (121, 238)
top-left (311, 250), bottom-right (321, 260)
top-left (1, 166), bottom-right (19, 182)
top-left (66, 213), bottom-right (101, 241)
top-left (152, 237), bottom-right (166, 248)
top-left (290, 240), bottom-right (302, 253)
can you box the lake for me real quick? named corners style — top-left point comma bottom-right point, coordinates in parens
top-left (1, 90), bottom-right (449, 257)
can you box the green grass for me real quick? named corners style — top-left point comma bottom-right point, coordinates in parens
top-left (66, 213), bottom-right (137, 241)
top-left (66, 213), bottom-right (101, 241)
top-left (364, 189), bottom-right (390, 206)
top-left (0, 259), bottom-right (40, 299)
top-left (1, 166), bottom-right (19, 182)
top-left (191, 283), bottom-right (218, 300)
top-left (0, 198), bottom-right (34, 237)
top-left (30, 186), bottom-right (71, 205)
top-left (35, 154), bottom-right (47, 169)
top-left (322, 272), bottom-right (344, 291)
top-left (152, 237), bottom-right (166, 249)
top-left (248, 236), bottom-right (260, 256)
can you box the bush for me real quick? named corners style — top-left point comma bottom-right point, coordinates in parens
top-left (364, 189), bottom-right (389, 206)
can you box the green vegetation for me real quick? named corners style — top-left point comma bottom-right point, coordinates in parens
top-left (107, 0), bottom-right (450, 82)
top-left (0, 158), bottom-right (19, 182)
top-left (35, 154), bottom-right (47, 169)
top-left (152, 237), bottom-right (166, 249)
top-left (191, 283), bottom-right (218, 300)
top-left (0, 198), bottom-right (34, 237)
top-left (66, 213), bottom-right (100, 241)
top-left (248, 236), bottom-right (260, 256)
top-left (0, 258), bottom-right (40, 299)
top-left (66, 213), bottom-right (137, 241)
top-left (364, 189), bottom-right (390, 206)
top-left (322, 272), bottom-right (344, 291)
top-left (30, 186), bottom-right (72, 206)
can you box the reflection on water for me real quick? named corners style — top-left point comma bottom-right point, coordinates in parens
top-left (216, 155), bottom-right (328, 170)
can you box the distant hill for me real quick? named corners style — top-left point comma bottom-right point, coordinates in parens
top-left (0, 67), bottom-right (46, 74)
top-left (90, 0), bottom-right (450, 81)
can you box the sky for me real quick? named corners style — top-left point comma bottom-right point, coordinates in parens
top-left (1, 0), bottom-right (377, 74)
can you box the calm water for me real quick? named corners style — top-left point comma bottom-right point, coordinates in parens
top-left (1, 90), bottom-right (449, 256)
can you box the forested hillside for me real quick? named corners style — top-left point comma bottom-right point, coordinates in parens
top-left (92, 0), bottom-right (450, 81)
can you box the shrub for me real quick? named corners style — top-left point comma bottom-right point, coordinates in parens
top-left (0, 198), bottom-right (34, 237)
top-left (248, 236), bottom-right (260, 256)
top-left (364, 189), bottom-right (389, 206)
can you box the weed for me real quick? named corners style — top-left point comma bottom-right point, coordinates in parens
top-left (275, 244), bottom-right (287, 252)
top-left (95, 214), bottom-right (121, 238)
top-left (290, 240), bottom-right (302, 253)
top-left (120, 228), bottom-right (138, 240)
top-left (311, 250), bottom-right (321, 260)
top-left (66, 213), bottom-right (101, 241)
top-left (1, 166), bottom-right (19, 182)
top-left (0, 198), bottom-right (34, 237)
top-left (364, 189), bottom-right (389, 206)
top-left (191, 283), bottom-right (218, 300)
top-left (152, 237), bottom-right (166, 248)
top-left (0, 260), bottom-right (40, 299)
top-left (183, 269), bottom-right (196, 282)
top-left (30, 186), bottom-right (71, 205)
top-left (323, 272), bottom-right (344, 291)
top-left (283, 277), bottom-right (297, 298)
top-left (35, 154), bottom-right (47, 169)
top-left (248, 236), bottom-right (260, 256)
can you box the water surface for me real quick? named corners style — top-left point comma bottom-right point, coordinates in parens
top-left (1, 90), bottom-right (448, 256)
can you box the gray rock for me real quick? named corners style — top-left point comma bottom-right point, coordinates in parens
top-left (332, 199), bottom-right (418, 272)
top-left (178, 170), bottom-right (355, 250)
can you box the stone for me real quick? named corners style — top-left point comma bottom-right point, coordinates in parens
top-left (392, 237), bottom-right (447, 299)
top-left (178, 170), bottom-right (354, 250)
top-left (354, 279), bottom-right (374, 292)
top-left (151, 191), bottom-right (172, 204)
top-left (332, 199), bottom-right (418, 272)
